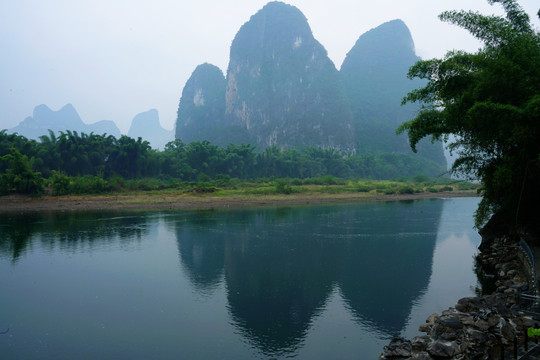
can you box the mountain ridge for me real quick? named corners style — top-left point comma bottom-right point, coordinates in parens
top-left (6, 104), bottom-right (173, 150)
top-left (7, 104), bottom-right (122, 140)
top-left (177, 1), bottom-right (356, 153)
top-left (175, 2), bottom-right (446, 171)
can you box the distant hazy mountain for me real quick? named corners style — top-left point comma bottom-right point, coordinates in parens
top-left (7, 104), bottom-right (173, 150)
top-left (7, 104), bottom-right (121, 140)
top-left (87, 120), bottom-right (122, 138)
top-left (340, 19), bottom-right (446, 167)
top-left (127, 109), bottom-right (173, 150)
top-left (176, 1), bottom-right (355, 153)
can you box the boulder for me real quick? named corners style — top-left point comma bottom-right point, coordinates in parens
top-left (427, 340), bottom-right (460, 358)
top-left (382, 338), bottom-right (413, 358)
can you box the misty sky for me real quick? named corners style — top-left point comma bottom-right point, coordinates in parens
top-left (1, 0), bottom-right (539, 134)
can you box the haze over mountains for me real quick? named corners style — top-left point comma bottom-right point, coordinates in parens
top-left (127, 109), bottom-right (174, 150)
top-left (177, 1), bottom-right (355, 152)
top-left (340, 19), bottom-right (446, 165)
top-left (8, 104), bottom-right (122, 140)
top-left (7, 104), bottom-right (173, 150)
top-left (6, 1), bottom-right (446, 170)
top-left (176, 1), bottom-right (446, 169)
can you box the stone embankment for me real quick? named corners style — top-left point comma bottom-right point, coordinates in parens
top-left (380, 222), bottom-right (537, 359)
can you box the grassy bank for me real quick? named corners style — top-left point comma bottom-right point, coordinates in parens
top-left (0, 178), bottom-right (479, 212)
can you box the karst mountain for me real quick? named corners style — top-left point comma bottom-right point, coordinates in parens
top-left (175, 1), bottom-right (446, 170)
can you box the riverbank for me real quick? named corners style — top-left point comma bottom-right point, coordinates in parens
top-left (379, 215), bottom-right (538, 359)
top-left (0, 190), bottom-right (478, 212)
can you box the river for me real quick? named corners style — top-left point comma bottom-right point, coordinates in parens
top-left (0, 197), bottom-right (481, 359)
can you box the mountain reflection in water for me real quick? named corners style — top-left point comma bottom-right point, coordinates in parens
top-left (173, 200), bottom-right (442, 355)
top-left (0, 198), bottom-right (481, 359)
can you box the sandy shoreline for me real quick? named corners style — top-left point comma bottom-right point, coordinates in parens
top-left (0, 191), bottom-right (478, 213)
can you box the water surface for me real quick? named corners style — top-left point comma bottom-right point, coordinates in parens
top-left (0, 197), bottom-right (481, 359)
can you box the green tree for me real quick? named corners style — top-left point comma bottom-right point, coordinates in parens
top-left (184, 140), bottom-right (221, 179)
top-left (161, 139), bottom-right (194, 179)
top-left (397, 0), bottom-right (540, 229)
top-left (0, 148), bottom-right (44, 196)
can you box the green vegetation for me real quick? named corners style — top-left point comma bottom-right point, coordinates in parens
top-left (398, 0), bottom-right (539, 230)
top-left (38, 175), bottom-right (476, 198)
top-left (0, 129), bottom-right (452, 197)
top-left (0, 148), bottom-right (43, 196)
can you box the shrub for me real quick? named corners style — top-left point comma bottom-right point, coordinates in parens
top-left (275, 179), bottom-right (293, 194)
top-left (51, 170), bottom-right (70, 196)
top-left (398, 186), bottom-right (415, 194)
top-left (107, 175), bottom-right (125, 192)
top-left (136, 178), bottom-right (168, 191)
top-left (214, 174), bottom-right (231, 187)
top-left (197, 173), bottom-right (211, 183)
top-left (412, 174), bottom-right (430, 183)
top-left (192, 183), bottom-right (219, 193)
top-left (69, 175), bottom-right (107, 194)
top-left (290, 178), bottom-right (303, 186)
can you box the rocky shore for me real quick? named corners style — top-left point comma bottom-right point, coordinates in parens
top-left (379, 217), bottom-right (538, 359)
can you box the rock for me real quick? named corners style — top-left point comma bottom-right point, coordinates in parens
top-left (460, 317), bottom-right (476, 328)
top-left (439, 314), bottom-right (463, 330)
top-left (426, 313), bottom-right (439, 324)
top-left (380, 228), bottom-right (535, 359)
top-left (507, 269), bottom-right (518, 277)
top-left (427, 340), bottom-right (460, 358)
top-left (474, 319), bottom-right (490, 331)
top-left (419, 323), bottom-right (432, 333)
top-left (419, 313), bottom-right (439, 333)
top-left (496, 318), bottom-right (516, 344)
top-left (466, 327), bottom-right (489, 343)
top-left (382, 338), bottom-right (412, 358)
top-left (487, 313), bottom-right (501, 328)
top-left (410, 352), bottom-right (432, 360)
top-left (456, 297), bottom-right (485, 312)
top-left (411, 335), bottom-right (430, 351)
top-left (431, 314), bottom-right (464, 340)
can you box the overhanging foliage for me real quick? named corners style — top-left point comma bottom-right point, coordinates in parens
top-left (398, 0), bottom-right (540, 229)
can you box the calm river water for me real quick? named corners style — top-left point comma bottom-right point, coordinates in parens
top-left (0, 197), bottom-right (481, 359)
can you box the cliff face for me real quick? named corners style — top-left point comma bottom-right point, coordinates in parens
top-left (225, 1), bottom-right (355, 152)
top-left (175, 2), bottom-right (355, 153)
top-left (175, 63), bottom-right (233, 146)
top-left (340, 20), bottom-right (446, 167)
top-left (174, 4), bottom-right (446, 171)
